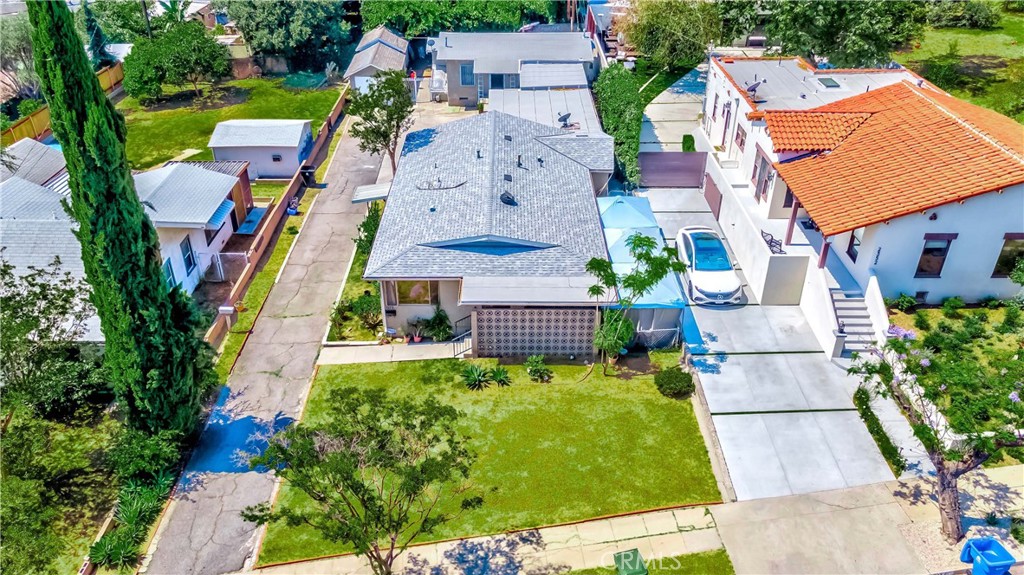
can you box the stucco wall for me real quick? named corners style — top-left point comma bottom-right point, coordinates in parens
top-left (442, 59), bottom-right (479, 105)
top-left (212, 124), bottom-right (312, 179)
top-left (383, 279), bottom-right (473, 337)
top-left (835, 184), bottom-right (1024, 303)
top-left (156, 224), bottom-right (231, 295)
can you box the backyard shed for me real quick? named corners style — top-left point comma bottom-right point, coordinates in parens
top-left (208, 119), bottom-right (313, 179)
top-left (344, 25), bottom-right (409, 92)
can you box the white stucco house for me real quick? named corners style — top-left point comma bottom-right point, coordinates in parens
top-left (208, 119), bottom-right (313, 179)
top-left (343, 25), bottom-right (409, 93)
top-left (694, 56), bottom-right (1024, 354)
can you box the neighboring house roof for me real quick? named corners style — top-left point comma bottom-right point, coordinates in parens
top-left (0, 138), bottom-right (67, 185)
top-left (487, 88), bottom-right (604, 134)
top-left (774, 81), bottom-right (1024, 237)
top-left (208, 119), bottom-right (311, 148)
top-left (432, 32), bottom-right (595, 75)
top-left (356, 25), bottom-right (409, 53)
top-left (764, 111), bottom-right (870, 152)
top-left (134, 163), bottom-right (238, 228)
top-left (0, 176), bottom-right (70, 220)
top-left (364, 112), bottom-right (611, 299)
top-left (713, 56), bottom-right (922, 111)
top-left (166, 160), bottom-right (249, 178)
top-left (519, 63), bottom-right (588, 89)
top-left (344, 42), bottom-right (408, 78)
top-left (534, 133), bottom-right (614, 172)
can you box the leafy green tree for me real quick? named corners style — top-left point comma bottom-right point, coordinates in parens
top-left (348, 70), bottom-right (415, 173)
top-left (122, 35), bottom-right (167, 102)
top-left (84, 0), bottom-right (119, 71)
top-left (242, 387), bottom-right (481, 575)
top-left (354, 202), bottom-right (383, 256)
top-left (360, 0), bottom-right (557, 36)
top-left (161, 21), bottom-right (229, 96)
top-left (214, 0), bottom-right (352, 69)
top-left (719, 0), bottom-right (761, 45)
top-left (593, 64), bottom-right (644, 183)
top-left (87, 0), bottom-right (152, 42)
top-left (586, 233), bottom-right (685, 372)
top-left (0, 13), bottom-right (41, 98)
top-left (622, 0), bottom-right (722, 69)
top-left (0, 256), bottom-right (107, 420)
top-left (157, 0), bottom-right (189, 23)
top-left (28, 1), bottom-right (212, 435)
top-left (0, 476), bottom-right (61, 575)
top-left (764, 0), bottom-right (928, 67)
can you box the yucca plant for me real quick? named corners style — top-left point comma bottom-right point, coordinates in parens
top-left (489, 366), bottom-right (511, 387)
top-left (462, 364), bottom-right (490, 390)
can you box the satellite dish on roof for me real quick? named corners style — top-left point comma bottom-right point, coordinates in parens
top-left (427, 39), bottom-right (435, 46)
top-left (499, 191), bottom-right (517, 206)
top-left (746, 80), bottom-right (762, 93)
top-left (558, 112), bottom-right (572, 128)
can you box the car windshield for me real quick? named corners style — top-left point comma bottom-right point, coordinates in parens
top-left (691, 232), bottom-right (732, 271)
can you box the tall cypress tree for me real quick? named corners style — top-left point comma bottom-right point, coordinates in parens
top-left (83, 0), bottom-right (118, 71)
top-left (27, 1), bottom-right (209, 435)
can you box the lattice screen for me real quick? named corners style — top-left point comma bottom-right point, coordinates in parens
top-left (475, 308), bottom-right (597, 358)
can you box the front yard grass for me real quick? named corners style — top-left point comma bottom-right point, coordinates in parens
top-left (570, 550), bottom-right (735, 575)
top-left (118, 78), bottom-right (341, 169)
top-left (257, 352), bottom-right (720, 565)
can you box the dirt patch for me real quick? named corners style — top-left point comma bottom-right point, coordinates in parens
top-left (613, 352), bottom-right (658, 380)
top-left (960, 54), bottom-right (1010, 77)
top-left (136, 85), bottom-right (251, 113)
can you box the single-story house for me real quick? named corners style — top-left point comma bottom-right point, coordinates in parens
top-left (208, 119), bottom-right (313, 179)
top-left (696, 56), bottom-right (1024, 354)
top-left (344, 25), bottom-right (409, 92)
top-left (1, 138), bottom-right (244, 301)
top-left (166, 160), bottom-right (253, 230)
top-left (363, 111), bottom-right (616, 357)
top-left (427, 32), bottom-right (598, 105)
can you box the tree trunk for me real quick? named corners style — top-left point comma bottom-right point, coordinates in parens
top-left (388, 150), bottom-right (397, 174)
top-left (936, 465), bottom-right (966, 544)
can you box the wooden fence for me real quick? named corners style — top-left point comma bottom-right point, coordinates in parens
top-left (1, 62), bottom-right (124, 146)
top-left (203, 85), bottom-right (349, 349)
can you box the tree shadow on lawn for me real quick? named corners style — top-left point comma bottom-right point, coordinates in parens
top-left (125, 85), bottom-right (252, 114)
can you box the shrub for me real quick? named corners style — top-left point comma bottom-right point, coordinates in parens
top-left (997, 302), bottom-right (1023, 333)
top-left (654, 367), bottom-right (695, 399)
top-left (959, 314), bottom-right (987, 340)
top-left (941, 296), bottom-right (965, 319)
top-left (489, 366), bottom-right (511, 387)
top-left (913, 310), bottom-right (932, 331)
top-left (524, 355), bottom-right (552, 383)
top-left (354, 202), bottom-right (382, 256)
top-left (423, 306), bottom-right (452, 341)
top-left (461, 364), bottom-right (490, 391)
top-left (0, 112), bottom-right (12, 131)
top-left (979, 295), bottom-right (1003, 309)
top-left (853, 387), bottom-right (907, 475)
top-left (1012, 516), bottom-right (1024, 545)
top-left (594, 64), bottom-right (644, 184)
top-left (1007, 0), bottom-right (1024, 11)
top-left (16, 98), bottom-right (43, 117)
top-left (890, 292), bottom-right (918, 312)
top-left (330, 300), bottom-right (351, 332)
top-left (682, 135), bottom-right (696, 152)
top-left (350, 292), bottom-right (382, 332)
top-left (927, 0), bottom-right (1000, 28)
top-left (107, 429), bottom-right (181, 481)
top-left (89, 527), bottom-right (141, 567)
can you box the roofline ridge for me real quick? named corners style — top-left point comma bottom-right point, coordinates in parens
top-left (908, 83), bottom-right (1024, 165)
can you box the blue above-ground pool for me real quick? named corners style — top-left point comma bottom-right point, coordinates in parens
top-left (42, 135), bottom-right (62, 151)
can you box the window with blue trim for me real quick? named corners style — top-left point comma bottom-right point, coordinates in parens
top-left (180, 236), bottom-right (196, 276)
top-left (460, 63), bottom-right (474, 86)
top-left (162, 259), bottom-right (176, 290)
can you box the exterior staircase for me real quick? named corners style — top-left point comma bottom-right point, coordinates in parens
top-left (830, 290), bottom-right (876, 355)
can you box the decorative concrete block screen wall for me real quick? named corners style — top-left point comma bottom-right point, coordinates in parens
top-left (475, 308), bottom-right (598, 358)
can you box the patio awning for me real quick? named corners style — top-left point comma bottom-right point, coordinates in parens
top-left (459, 275), bottom-right (615, 306)
top-left (206, 199), bottom-right (235, 230)
top-left (612, 263), bottom-right (686, 309)
top-left (603, 226), bottom-right (663, 261)
top-left (597, 195), bottom-right (658, 229)
top-left (352, 182), bottom-right (390, 204)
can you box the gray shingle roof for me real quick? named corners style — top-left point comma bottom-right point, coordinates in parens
top-left (134, 163), bottom-right (238, 227)
top-left (0, 138), bottom-right (67, 185)
top-left (344, 42), bottom-right (408, 78)
top-left (208, 119), bottom-right (311, 148)
top-left (365, 112), bottom-right (611, 280)
top-left (0, 219), bottom-right (84, 278)
top-left (357, 25), bottom-right (409, 53)
top-left (433, 32), bottom-right (596, 75)
top-left (0, 176), bottom-right (70, 220)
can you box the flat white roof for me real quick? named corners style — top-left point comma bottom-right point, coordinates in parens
top-left (460, 275), bottom-right (614, 305)
top-left (487, 88), bottom-right (602, 134)
top-left (520, 63), bottom-right (588, 89)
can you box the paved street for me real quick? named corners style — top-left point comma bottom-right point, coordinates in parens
top-left (143, 118), bottom-right (382, 575)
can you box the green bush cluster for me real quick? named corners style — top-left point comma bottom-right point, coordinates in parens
top-left (654, 367), bottom-right (695, 399)
top-left (594, 64), bottom-right (645, 184)
top-left (927, 0), bottom-right (1000, 28)
top-left (853, 387), bottom-right (907, 475)
top-left (913, 310), bottom-right (932, 331)
top-left (423, 306), bottom-right (453, 342)
top-left (997, 302), bottom-right (1023, 334)
top-left (885, 292), bottom-right (918, 312)
top-left (524, 355), bottom-right (553, 382)
top-left (461, 365), bottom-right (511, 391)
top-left (941, 296), bottom-right (965, 319)
top-left (16, 98), bottom-right (43, 117)
top-left (90, 474), bottom-right (174, 567)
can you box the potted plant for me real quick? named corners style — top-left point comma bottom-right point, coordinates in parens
top-left (407, 319), bottom-right (424, 343)
top-left (423, 307), bottom-right (452, 342)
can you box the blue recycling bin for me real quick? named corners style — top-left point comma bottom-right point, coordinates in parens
top-left (959, 537), bottom-right (1015, 575)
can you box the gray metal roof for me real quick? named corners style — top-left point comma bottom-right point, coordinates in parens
top-left (433, 32), bottom-right (596, 75)
top-left (715, 57), bottom-right (921, 110)
top-left (208, 119), bottom-right (311, 148)
top-left (134, 164), bottom-right (239, 228)
top-left (345, 42), bottom-right (408, 78)
top-left (166, 160), bottom-right (249, 177)
top-left (356, 25), bottom-right (409, 53)
top-left (487, 88), bottom-right (604, 135)
top-left (0, 176), bottom-right (70, 220)
top-left (0, 138), bottom-right (67, 185)
top-left (519, 63), bottom-right (588, 89)
top-left (365, 112), bottom-right (610, 281)
top-left (460, 275), bottom-right (614, 305)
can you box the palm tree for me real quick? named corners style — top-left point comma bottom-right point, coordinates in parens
top-left (158, 0), bottom-right (189, 23)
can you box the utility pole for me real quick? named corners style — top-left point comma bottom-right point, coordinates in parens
top-left (140, 0), bottom-right (152, 37)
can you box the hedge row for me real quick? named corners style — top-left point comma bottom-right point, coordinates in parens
top-left (593, 64), bottom-right (645, 184)
top-left (853, 387), bottom-right (907, 476)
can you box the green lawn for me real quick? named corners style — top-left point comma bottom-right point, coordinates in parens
top-left (257, 352), bottom-right (720, 565)
top-left (118, 78), bottom-right (341, 169)
top-left (249, 182), bottom-right (290, 201)
top-left (571, 550), bottom-right (735, 575)
top-left (895, 7), bottom-right (1024, 122)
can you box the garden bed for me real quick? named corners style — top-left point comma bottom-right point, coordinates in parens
top-left (256, 351), bottom-right (720, 565)
top-left (325, 251), bottom-right (378, 343)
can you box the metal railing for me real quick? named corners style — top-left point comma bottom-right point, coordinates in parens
top-left (451, 315), bottom-right (472, 357)
top-left (453, 315), bottom-right (471, 338)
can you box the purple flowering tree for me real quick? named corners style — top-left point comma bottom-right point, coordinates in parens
top-left (850, 324), bottom-right (1024, 543)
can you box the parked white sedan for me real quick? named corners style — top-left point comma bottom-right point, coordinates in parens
top-left (675, 226), bottom-right (743, 305)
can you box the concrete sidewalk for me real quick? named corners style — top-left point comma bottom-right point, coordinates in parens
top-left (252, 506), bottom-right (724, 575)
top-left (143, 118), bottom-right (383, 575)
top-left (317, 342), bottom-right (457, 365)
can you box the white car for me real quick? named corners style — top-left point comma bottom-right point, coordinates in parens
top-left (675, 226), bottom-right (743, 305)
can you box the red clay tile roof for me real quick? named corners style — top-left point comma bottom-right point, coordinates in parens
top-left (774, 81), bottom-right (1024, 237)
top-left (764, 112), bottom-right (871, 152)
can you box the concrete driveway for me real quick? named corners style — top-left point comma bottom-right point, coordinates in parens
top-left (640, 70), bottom-right (705, 152)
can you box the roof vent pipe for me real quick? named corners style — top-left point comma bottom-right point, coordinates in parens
top-left (504, 135), bottom-right (512, 142)
top-left (477, 149), bottom-right (482, 159)
top-left (537, 157), bottom-right (544, 167)
top-left (517, 154), bottom-right (523, 167)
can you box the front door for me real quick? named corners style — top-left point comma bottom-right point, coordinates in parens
top-left (491, 74), bottom-right (505, 89)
